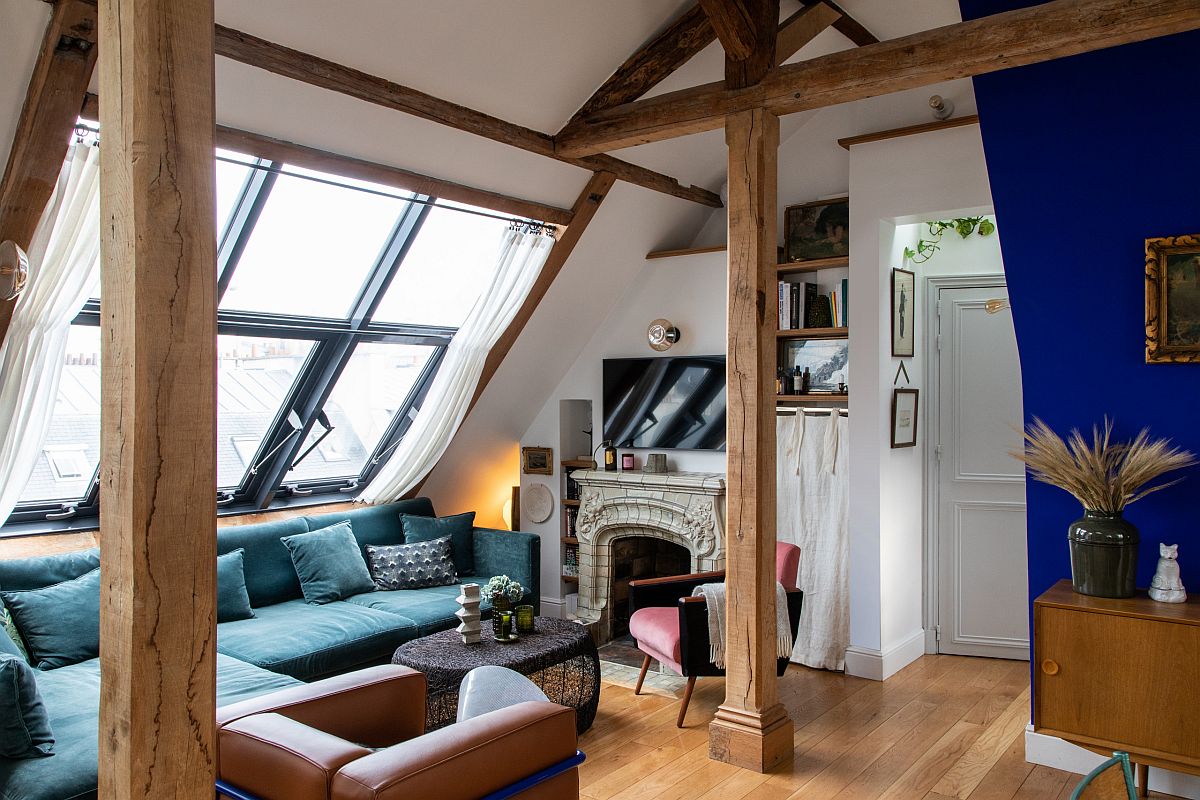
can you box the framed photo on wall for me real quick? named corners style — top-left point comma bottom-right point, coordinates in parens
top-left (890, 388), bottom-right (919, 448)
top-left (521, 446), bottom-right (553, 475)
top-left (1146, 233), bottom-right (1200, 363)
top-left (891, 268), bottom-right (916, 357)
top-left (784, 198), bottom-right (849, 263)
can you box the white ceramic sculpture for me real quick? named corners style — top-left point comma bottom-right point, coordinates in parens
top-left (1148, 543), bottom-right (1187, 604)
top-left (456, 583), bottom-right (483, 644)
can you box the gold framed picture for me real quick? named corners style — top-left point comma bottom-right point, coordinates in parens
top-left (521, 446), bottom-right (553, 475)
top-left (1146, 234), bottom-right (1200, 364)
top-left (784, 198), bottom-right (849, 263)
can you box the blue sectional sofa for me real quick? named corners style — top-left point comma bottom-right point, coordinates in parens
top-left (0, 498), bottom-right (540, 800)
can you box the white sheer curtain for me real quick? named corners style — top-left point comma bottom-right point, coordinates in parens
top-left (358, 227), bottom-right (555, 503)
top-left (0, 143), bottom-right (101, 523)
top-left (778, 409), bottom-right (850, 670)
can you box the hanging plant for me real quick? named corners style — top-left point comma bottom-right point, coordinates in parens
top-left (903, 216), bottom-right (996, 264)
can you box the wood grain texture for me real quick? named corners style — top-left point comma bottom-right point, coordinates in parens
top-left (709, 107), bottom-right (792, 773)
top-left (97, 0), bottom-right (218, 796)
top-left (699, 0), bottom-right (763, 60)
top-left (776, 3), bottom-right (841, 65)
top-left (580, 656), bottom-right (1183, 800)
top-left (838, 115), bottom-right (981, 150)
top-left (0, 0), bottom-right (97, 343)
top-left (719, 0), bottom-right (780, 90)
top-left (1034, 584), bottom-right (1200, 776)
top-left (212, 25), bottom-right (721, 209)
top-left (556, 0), bottom-right (1200, 156)
top-left (802, 0), bottom-right (880, 45)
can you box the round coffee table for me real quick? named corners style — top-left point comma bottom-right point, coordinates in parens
top-left (392, 616), bottom-right (600, 734)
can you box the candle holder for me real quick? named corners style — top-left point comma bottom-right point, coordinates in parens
top-left (515, 604), bottom-right (535, 634)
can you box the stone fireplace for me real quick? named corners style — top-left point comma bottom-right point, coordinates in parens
top-left (571, 470), bottom-right (726, 642)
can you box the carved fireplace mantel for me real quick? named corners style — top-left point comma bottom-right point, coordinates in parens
top-left (570, 469), bottom-right (726, 640)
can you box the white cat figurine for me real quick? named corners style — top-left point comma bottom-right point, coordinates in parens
top-left (1149, 543), bottom-right (1187, 603)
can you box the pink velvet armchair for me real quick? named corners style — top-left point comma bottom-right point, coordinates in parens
top-left (626, 542), bottom-right (802, 727)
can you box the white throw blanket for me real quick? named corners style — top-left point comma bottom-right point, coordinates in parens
top-left (692, 582), bottom-right (793, 669)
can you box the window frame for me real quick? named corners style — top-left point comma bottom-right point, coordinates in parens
top-left (2, 148), bottom-right (498, 533)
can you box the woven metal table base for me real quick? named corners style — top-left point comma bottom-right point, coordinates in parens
top-left (392, 616), bottom-right (600, 734)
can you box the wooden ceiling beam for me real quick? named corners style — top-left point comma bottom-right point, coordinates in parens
top-left (775, 2), bottom-right (842, 65)
top-left (211, 26), bottom-right (721, 208)
top-left (706, 0), bottom-right (780, 89)
top-left (801, 0), bottom-right (878, 46)
top-left (556, 0), bottom-right (1200, 157)
top-left (82, 92), bottom-right (575, 226)
top-left (0, 0), bottom-right (98, 343)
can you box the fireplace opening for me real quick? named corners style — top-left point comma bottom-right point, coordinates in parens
top-left (608, 537), bottom-right (691, 639)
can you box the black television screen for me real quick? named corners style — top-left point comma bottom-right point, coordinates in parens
top-left (602, 356), bottom-right (726, 451)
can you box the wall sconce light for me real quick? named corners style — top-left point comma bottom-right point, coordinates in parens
top-left (647, 318), bottom-right (681, 351)
top-left (929, 94), bottom-right (955, 121)
top-left (0, 240), bottom-right (29, 302)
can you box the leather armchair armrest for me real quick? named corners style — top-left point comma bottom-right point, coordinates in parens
top-left (218, 664), bottom-right (427, 748)
top-left (629, 571), bottom-right (725, 615)
top-left (220, 713), bottom-right (371, 800)
top-left (331, 701), bottom-right (578, 800)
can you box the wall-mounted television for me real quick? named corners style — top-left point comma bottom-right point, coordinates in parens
top-left (602, 356), bottom-right (726, 451)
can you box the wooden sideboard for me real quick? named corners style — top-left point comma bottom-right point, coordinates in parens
top-left (1034, 580), bottom-right (1200, 796)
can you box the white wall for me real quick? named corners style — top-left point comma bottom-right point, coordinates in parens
top-left (846, 124), bottom-right (1003, 679)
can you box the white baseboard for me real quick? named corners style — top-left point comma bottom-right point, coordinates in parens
top-left (1025, 726), bottom-right (1200, 799)
top-left (845, 630), bottom-right (926, 681)
top-left (539, 597), bottom-right (565, 619)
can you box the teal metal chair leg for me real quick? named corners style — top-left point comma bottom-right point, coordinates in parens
top-left (1070, 751), bottom-right (1137, 800)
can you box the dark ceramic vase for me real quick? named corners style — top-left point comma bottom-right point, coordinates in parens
top-left (1067, 510), bottom-right (1139, 598)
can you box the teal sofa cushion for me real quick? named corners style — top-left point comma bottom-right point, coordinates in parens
top-left (2, 569), bottom-right (101, 670)
top-left (281, 521), bottom-right (376, 604)
top-left (217, 599), bottom-right (417, 680)
top-left (217, 549), bottom-right (255, 623)
top-left (0, 548), bottom-right (99, 592)
top-left (303, 497), bottom-right (434, 547)
top-left (0, 654), bottom-right (54, 759)
top-left (217, 516), bottom-right (310, 608)
top-left (344, 583), bottom-right (491, 637)
top-left (401, 511), bottom-right (475, 576)
top-left (0, 654), bottom-right (300, 800)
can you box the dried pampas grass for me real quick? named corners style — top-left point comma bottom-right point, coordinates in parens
top-left (1014, 418), bottom-right (1196, 513)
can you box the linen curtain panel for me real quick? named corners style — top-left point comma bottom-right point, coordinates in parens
top-left (359, 227), bottom-right (554, 503)
top-left (777, 410), bottom-right (850, 670)
top-left (0, 143), bottom-right (101, 524)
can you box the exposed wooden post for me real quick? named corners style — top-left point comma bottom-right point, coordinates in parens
top-left (699, 0), bottom-right (779, 89)
top-left (0, 0), bottom-right (97, 343)
top-left (98, 0), bottom-right (217, 797)
top-left (710, 107), bottom-right (792, 773)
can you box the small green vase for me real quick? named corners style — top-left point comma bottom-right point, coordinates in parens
top-left (1067, 510), bottom-right (1139, 598)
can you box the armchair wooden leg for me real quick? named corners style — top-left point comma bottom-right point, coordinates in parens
top-left (634, 655), bottom-right (651, 695)
top-left (676, 676), bottom-right (696, 728)
top-left (1136, 763), bottom-right (1149, 798)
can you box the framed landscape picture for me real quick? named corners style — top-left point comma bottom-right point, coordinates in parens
top-left (1146, 233), bottom-right (1200, 363)
top-left (891, 389), bottom-right (919, 448)
top-left (780, 338), bottom-right (848, 392)
top-left (891, 268), bottom-right (915, 357)
top-left (521, 446), bottom-right (553, 475)
top-left (784, 198), bottom-right (849, 263)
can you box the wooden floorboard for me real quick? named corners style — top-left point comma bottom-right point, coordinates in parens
top-left (578, 654), bottom-right (1183, 800)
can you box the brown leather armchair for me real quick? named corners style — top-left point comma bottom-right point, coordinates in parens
top-left (216, 665), bottom-right (581, 800)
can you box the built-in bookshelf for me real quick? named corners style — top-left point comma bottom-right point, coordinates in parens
top-left (560, 458), bottom-right (593, 584)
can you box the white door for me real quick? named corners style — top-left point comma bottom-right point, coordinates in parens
top-left (932, 283), bottom-right (1029, 659)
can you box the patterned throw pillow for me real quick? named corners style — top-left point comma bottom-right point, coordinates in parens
top-left (0, 605), bottom-right (30, 662)
top-left (366, 536), bottom-right (457, 591)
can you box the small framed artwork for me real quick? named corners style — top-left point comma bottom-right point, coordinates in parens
top-left (891, 389), bottom-right (919, 449)
top-left (780, 338), bottom-right (849, 392)
top-left (1146, 234), bottom-right (1200, 363)
top-left (891, 268), bottom-right (915, 357)
top-left (784, 198), bottom-right (849, 263)
top-left (521, 446), bottom-right (553, 475)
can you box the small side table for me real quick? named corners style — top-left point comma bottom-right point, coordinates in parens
top-left (392, 616), bottom-right (600, 734)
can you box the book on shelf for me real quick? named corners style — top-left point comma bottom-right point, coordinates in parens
top-left (778, 278), bottom-right (847, 332)
top-left (777, 280), bottom-right (815, 330)
top-left (564, 506), bottom-right (578, 537)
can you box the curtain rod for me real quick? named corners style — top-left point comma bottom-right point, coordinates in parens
top-left (775, 407), bottom-right (849, 416)
top-left (71, 122), bottom-right (554, 233)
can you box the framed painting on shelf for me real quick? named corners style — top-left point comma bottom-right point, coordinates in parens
top-left (1146, 233), bottom-right (1200, 363)
top-left (891, 268), bottom-right (915, 357)
top-left (780, 338), bottom-right (848, 392)
top-left (784, 198), bottom-right (849, 263)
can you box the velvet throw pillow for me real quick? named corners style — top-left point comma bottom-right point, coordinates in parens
top-left (400, 511), bottom-right (475, 577)
top-left (366, 536), bottom-right (458, 591)
top-left (281, 521), bottom-right (375, 604)
top-left (0, 568), bottom-right (101, 670)
top-left (0, 604), bottom-right (30, 662)
top-left (216, 549), bottom-right (255, 623)
top-left (0, 653), bottom-right (54, 758)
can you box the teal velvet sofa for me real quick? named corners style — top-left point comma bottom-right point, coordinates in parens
top-left (0, 498), bottom-right (540, 800)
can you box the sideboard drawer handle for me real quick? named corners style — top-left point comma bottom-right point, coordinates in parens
top-left (1041, 659), bottom-right (1060, 676)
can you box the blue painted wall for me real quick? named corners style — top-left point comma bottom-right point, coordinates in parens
top-left (960, 0), bottom-right (1200, 605)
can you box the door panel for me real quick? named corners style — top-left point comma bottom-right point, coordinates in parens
top-left (935, 285), bottom-right (1029, 659)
